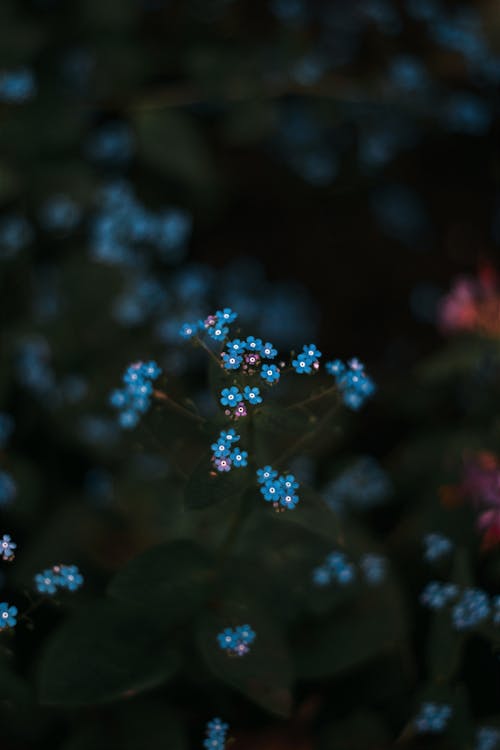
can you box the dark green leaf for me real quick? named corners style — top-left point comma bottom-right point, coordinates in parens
top-left (196, 597), bottom-right (293, 717)
top-left (108, 539), bottom-right (213, 617)
top-left (38, 600), bottom-right (179, 706)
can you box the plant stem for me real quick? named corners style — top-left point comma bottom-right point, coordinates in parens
top-left (195, 335), bottom-right (223, 368)
top-left (275, 399), bottom-right (341, 469)
top-left (153, 390), bottom-right (205, 425)
top-left (287, 384), bottom-right (338, 411)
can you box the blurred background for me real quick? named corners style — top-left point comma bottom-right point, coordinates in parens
top-left (1, 0), bottom-right (500, 748)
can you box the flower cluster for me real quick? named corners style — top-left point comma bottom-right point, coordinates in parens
top-left (414, 702), bottom-right (453, 734)
top-left (0, 68), bottom-right (36, 103)
top-left (204, 718), bottom-right (229, 750)
top-left (421, 581), bottom-right (500, 632)
top-left (257, 467), bottom-right (300, 510)
top-left (210, 429), bottom-right (248, 472)
top-left (423, 533), bottom-right (453, 562)
top-left (325, 358), bottom-right (376, 410)
top-left (180, 308), bottom-right (238, 343)
top-left (219, 385), bottom-right (262, 419)
top-left (34, 564), bottom-right (84, 595)
top-left (217, 625), bottom-right (256, 657)
top-left (109, 360), bottom-right (161, 429)
top-left (0, 534), bottom-right (16, 561)
top-left (312, 551), bottom-right (387, 587)
top-left (0, 602), bottom-right (17, 631)
top-left (292, 344), bottom-right (322, 374)
top-left (222, 337), bottom-right (278, 374)
top-left (476, 726), bottom-right (500, 750)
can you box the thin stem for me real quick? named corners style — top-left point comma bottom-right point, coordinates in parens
top-left (153, 390), bottom-right (205, 425)
top-left (275, 399), bottom-right (341, 469)
top-left (195, 335), bottom-right (223, 368)
top-left (287, 384), bottom-right (338, 411)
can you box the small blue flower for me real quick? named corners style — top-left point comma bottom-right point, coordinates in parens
top-left (57, 564), bottom-right (84, 592)
top-left (211, 440), bottom-right (231, 458)
top-left (235, 624), bottom-right (256, 644)
top-left (245, 336), bottom-right (263, 353)
top-left (325, 359), bottom-right (345, 376)
top-left (217, 624), bottom-right (255, 656)
top-left (261, 342), bottom-right (277, 359)
top-left (243, 386), bottom-right (262, 405)
top-left (423, 533), bottom-right (453, 563)
top-left (226, 339), bottom-right (246, 354)
top-left (215, 308), bottom-right (238, 324)
top-left (279, 491), bottom-right (299, 510)
top-left (204, 717), bottom-right (229, 750)
top-left (302, 344), bottom-right (322, 362)
top-left (230, 450), bottom-right (248, 468)
top-left (220, 387), bottom-right (242, 407)
top-left (0, 534), bottom-right (16, 561)
top-left (34, 568), bottom-right (59, 595)
top-left (109, 389), bottom-right (127, 408)
top-left (280, 474), bottom-right (298, 492)
top-left (312, 566), bottom-right (331, 586)
top-left (261, 478), bottom-right (283, 502)
top-left (360, 554), bottom-right (386, 585)
top-left (180, 322), bottom-right (198, 339)
top-left (142, 361), bottom-right (161, 379)
top-left (414, 702), bottom-right (452, 734)
top-left (261, 364), bottom-right (280, 383)
top-left (119, 410), bottom-right (140, 429)
top-left (222, 353), bottom-right (242, 370)
top-left (420, 581), bottom-right (459, 610)
top-left (292, 353), bottom-right (313, 374)
top-left (208, 324), bottom-right (229, 342)
top-left (257, 466), bottom-right (277, 484)
top-left (217, 628), bottom-right (236, 650)
top-left (220, 429), bottom-right (239, 445)
top-left (324, 551), bottom-right (356, 585)
top-left (452, 588), bottom-right (490, 631)
top-left (0, 602), bottom-right (17, 629)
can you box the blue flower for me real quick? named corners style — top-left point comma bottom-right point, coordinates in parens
top-left (0, 68), bottom-right (36, 102)
top-left (142, 361), bottom-right (162, 379)
top-left (243, 386), bottom-right (262, 405)
top-left (280, 491), bottom-right (299, 510)
top-left (302, 344), bottom-right (322, 362)
top-left (34, 568), bottom-right (59, 595)
top-left (217, 624), bottom-right (255, 656)
top-left (324, 551), bottom-right (356, 585)
top-left (226, 339), bottom-right (246, 354)
top-left (119, 410), bottom-right (140, 429)
top-left (280, 474), bottom-right (298, 492)
top-left (111, 360), bottom-right (162, 429)
top-left (208, 324), bottom-right (229, 342)
top-left (452, 588), bottom-right (490, 631)
top-left (414, 702), bottom-right (452, 734)
top-left (57, 564), bottom-right (84, 592)
top-left (211, 440), bottom-right (231, 458)
top-left (204, 717), bottom-right (229, 750)
top-left (220, 429), bottom-right (239, 445)
top-left (360, 554), bottom-right (386, 585)
top-left (220, 387), bottom-right (242, 407)
top-left (292, 353), bottom-right (313, 374)
top-left (215, 308), bottom-right (238, 324)
top-left (230, 450), bottom-right (248, 468)
top-left (0, 534), bottom-right (16, 561)
top-left (0, 602), bottom-right (17, 629)
top-left (257, 466), bottom-right (278, 484)
top-left (261, 342), bottom-right (277, 359)
top-left (179, 322), bottom-right (198, 339)
top-left (261, 478), bottom-right (283, 502)
top-left (312, 566), bottom-right (331, 586)
top-left (245, 336), bottom-right (262, 353)
top-left (325, 359), bottom-right (345, 376)
top-left (0, 471), bottom-right (16, 506)
top-left (261, 364), bottom-right (280, 384)
top-left (420, 581), bottom-right (459, 610)
top-left (222, 353), bottom-right (242, 370)
top-left (423, 533), bottom-right (453, 563)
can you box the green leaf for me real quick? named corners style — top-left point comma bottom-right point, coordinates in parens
top-left (108, 539), bottom-right (213, 617)
top-left (196, 597), bottom-right (293, 717)
top-left (63, 701), bottom-right (186, 750)
top-left (184, 453), bottom-right (249, 510)
top-left (38, 600), bottom-right (179, 706)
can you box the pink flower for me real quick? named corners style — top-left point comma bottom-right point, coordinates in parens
top-left (477, 509), bottom-right (500, 550)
